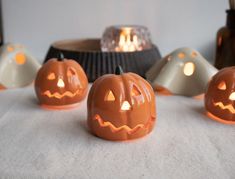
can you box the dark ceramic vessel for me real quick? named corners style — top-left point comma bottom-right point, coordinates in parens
top-left (44, 39), bottom-right (161, 82)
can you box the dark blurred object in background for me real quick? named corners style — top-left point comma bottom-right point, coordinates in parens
top-left (44, 39), bottom-right (161, 82)
top-left (214, 0), bottom-right (235, 69)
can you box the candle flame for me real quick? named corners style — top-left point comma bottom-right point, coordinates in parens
top-left (117, 28), bottom-right (139, 52)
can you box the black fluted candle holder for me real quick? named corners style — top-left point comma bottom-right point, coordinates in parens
top-left (44, 39), bottom-right (161, 82)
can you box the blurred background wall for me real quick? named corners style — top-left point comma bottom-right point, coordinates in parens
top-left (2, 0), bottom-right (227, 62)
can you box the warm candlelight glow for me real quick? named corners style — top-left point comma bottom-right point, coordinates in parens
top-left (115, 28), bottom-right (142, 52)
top-left (57, 78), bottom-right (65, 88)
top-left (15, 52), bottom-right (26, 65)
top-left (101, 25), bottom-right (152, 52)
top-left (183, 62), bottom-right (195, 76)
top-left (121, 101), bottom-right (131, 111)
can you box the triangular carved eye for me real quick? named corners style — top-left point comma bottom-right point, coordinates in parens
top-left (131, 85), bottom-right (141, 96)
top-left (47, 73), bottom-right (55, 80)
top-left (105, 90), bottom-right (115, 101)
top-left (218, 81), bottom-right (226, 90)
top-left (67, 67), bottom-right (77, 77)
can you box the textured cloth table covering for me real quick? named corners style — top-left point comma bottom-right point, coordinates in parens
top-left (0, 86), bottom-right (235, 179)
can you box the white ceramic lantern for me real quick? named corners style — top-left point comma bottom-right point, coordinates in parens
top-left (0, 43), bottom-right (41, 89)
top-left (146, 47), bottom-right (218, 97)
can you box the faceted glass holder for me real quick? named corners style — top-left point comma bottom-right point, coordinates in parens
top-left (101, 25), bottom-right (152, 52)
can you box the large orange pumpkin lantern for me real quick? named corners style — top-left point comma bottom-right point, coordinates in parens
top-left (35, 54), bottom-right (88, 109)
top-left (87, 66), bottom-right (156, 141)
top-left (205, 67), bottom-right (235, 124)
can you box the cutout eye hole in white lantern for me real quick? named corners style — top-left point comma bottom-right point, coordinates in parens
top-left (15, 52), bottom-right (26, 65)
top-left (101, 25), bottom-right (152, 52)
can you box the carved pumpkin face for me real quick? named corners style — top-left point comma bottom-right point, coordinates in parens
top-left (0, 43), bottom-right (41, 88)
top-left (87, 66), bottom-right (156, 141)
top-left (35, 58), bottom-right (88, 109)
top-left (205, 67), bottom-right (235, 124)
top-left (146, 47), bottom-right (218, 96)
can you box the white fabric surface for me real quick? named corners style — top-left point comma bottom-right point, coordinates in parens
top-left (0, 85), bottom-right (235, 179)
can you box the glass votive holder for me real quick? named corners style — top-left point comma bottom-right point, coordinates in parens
top-left (101, 25), bottom-right (152, 52)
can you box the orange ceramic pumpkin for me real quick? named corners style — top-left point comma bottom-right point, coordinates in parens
top-left (87, 66), bottom-right (156, 141)
top-left (205, 67), bottom-right (235, 124)
top-left (35, 55), bottom-right (88, 109)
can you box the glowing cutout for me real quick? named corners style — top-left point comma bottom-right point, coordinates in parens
top-left (57, 78), bottom-right (65, 88)
top-left (105, 90), bottom-right (115, 101)
top-left (229, 92), bottom-right (235, 101)
top-left (183, 62), bottom-right (195, 76)
top-left (214, 102), bottom-right (235, 113)
top-left (121, 101), bottom-right (131, 111)
top-left (47, 73), bottom-right (55, 80)
top-left (15, 52), bottom-right (26, 65)
top-left (217, 81), bottom-right (226, 90)
top-left (43, 89), bottom-right (81, 99)
top-left (93, 114), bottom-right (153, 134)
top-left (67, 67), bottom-right (77, 77)
top-left (131, 85), bottom-right (141, 96)
top-left (178, 52), bottom-right (185, 59)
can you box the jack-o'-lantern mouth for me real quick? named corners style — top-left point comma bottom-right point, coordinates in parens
top-left (42, 89), bottom-right (81, 99)
top-left (93, 114), bottom-right (155, 134)
top-left (213, 101), bottom-right (235, 114)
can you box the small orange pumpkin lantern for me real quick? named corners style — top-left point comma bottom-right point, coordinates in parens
top-left (205, 66), bottom-right (235, 124)
top-left (87, 66), bottom-right (156, 141)
top-left (35, 54), bottom-right (88, 109)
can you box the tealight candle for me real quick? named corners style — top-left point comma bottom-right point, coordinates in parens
top-left (101, 25), bottom-right (152, 52)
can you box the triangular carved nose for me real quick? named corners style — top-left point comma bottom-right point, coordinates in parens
top-left (121, 101), bottom-right (131, 111)
top-left (57, 78), bottom-right (65, 88)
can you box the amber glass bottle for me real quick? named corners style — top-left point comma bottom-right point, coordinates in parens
top-left (215, 10), bottom-right (235, 69)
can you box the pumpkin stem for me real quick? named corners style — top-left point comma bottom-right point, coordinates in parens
top-left (115, 65), bottom-right (124, 75)
top-left (57, 52), bottom-right (64, 61)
